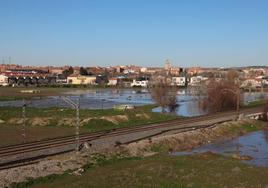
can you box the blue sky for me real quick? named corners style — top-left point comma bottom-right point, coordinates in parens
top-left (0, 0), bottom-right (267, 67)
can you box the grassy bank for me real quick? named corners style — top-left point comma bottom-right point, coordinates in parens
top-left (243, 99), bottom-right (268, 108)
top-left (0, 105), bottom-right (178, 146)
top-left (11, 153), bottom-right (268, 188)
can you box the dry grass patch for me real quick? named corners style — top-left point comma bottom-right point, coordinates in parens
top-left (29, 118), bottom-right (52, 126)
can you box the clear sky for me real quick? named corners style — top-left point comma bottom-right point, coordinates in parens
top-left (0, 0), bottom-right (267, 67)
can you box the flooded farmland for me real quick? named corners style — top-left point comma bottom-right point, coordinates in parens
top-left (0, 88), bottom-right (267, 117)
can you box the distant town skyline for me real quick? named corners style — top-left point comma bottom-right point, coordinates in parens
top-left (0, 0), bottom-right (268, 67)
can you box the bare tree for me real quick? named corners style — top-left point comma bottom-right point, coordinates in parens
top-left (148, 75), bottom-right (178, 112)
top-left (200, 70), bottom-right (243, 113)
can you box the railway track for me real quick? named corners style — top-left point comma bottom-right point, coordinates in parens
top-left (0, 106), bottom-right (264, 170)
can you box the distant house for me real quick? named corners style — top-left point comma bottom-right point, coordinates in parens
top-left (131, 79), bottom-right (148, 87)
top-left (0, 74), bottom-right (8, 86)
top-left (189, 76), bottom-right (203, 86)
top-left (140, 67), bottom-right (147, 73)
top-left (67, 74), bottom-right (96, 85)
top-left (123, 69), bottom-right (135, 74)
top-left (56, 74), bottom-right (67, 84)
top-left (95, 75), bottom-right (108, 85)
top-left (108, 78), bottom-right (118, 86)
top-left (263, 76), bottom-right (268, 86)
top-left (171, 77), bottom-right (186, 86)
top-left (117, 77), bottom-right (133, 87)
top-left (241, 78), bottom-right (262, 88)
top-left (49, 68), bottom-right (64, 75)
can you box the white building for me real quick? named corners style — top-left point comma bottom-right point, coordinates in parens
top-left (241, 78), bottom-right (262, 88)
top-left (131, 79), bottom-right (148, 87)
top-left (123, 69), bottom-right (135, 74)
top-left (0, 74), bottom-right (8, 86)
top-left (140, 67), bottom-right (147, 73)
top-left (263, 76), bottom-right (268, 86)
top-left (189, 76), bottom-right (208, 86)
top-left (108, 78), bottom-right (118, 86)
top-left (171, 77), bottom-right (186, 86)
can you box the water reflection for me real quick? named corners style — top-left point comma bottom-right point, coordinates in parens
top-left (173, 130), bottom-right (268, 167)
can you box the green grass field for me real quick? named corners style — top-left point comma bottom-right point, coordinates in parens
top-left (11, 153), bottom-right (268, 188)
top-left (243, 99), bottom-right (268, 108)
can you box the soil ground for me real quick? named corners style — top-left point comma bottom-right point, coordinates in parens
top-left (0, 105), bottom-right (177, 146)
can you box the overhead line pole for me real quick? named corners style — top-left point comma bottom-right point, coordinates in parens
top-left (22, 99), bottom-right (26, 144)
top-left (60, 96), bottom-right (80, 153)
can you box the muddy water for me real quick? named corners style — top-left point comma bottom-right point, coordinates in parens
top-left (173, 130), bottom-right (268, 167)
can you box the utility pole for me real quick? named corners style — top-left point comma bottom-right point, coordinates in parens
top-left (61, 97), bottom-right (80, 153)
top-left (22, 99), bottom-right (26, 143)
top-left (76, 98), bottom-right (80, 153)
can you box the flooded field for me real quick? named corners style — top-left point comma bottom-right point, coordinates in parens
top-left (174, 130), bottom-right (268, 167)
top-left (0, 88), bottom-right (267, 117)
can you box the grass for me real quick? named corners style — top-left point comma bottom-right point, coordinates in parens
top-left (150, 143), bottom-right (171, 153)
top-left (11, 153), bottom-right (268, 188)
top-left (243, 99), bottom-right (268, 108)
top-left (228, 122), bottom-right (264, 134)
top-left (0, 104), bottom-right (178, 146)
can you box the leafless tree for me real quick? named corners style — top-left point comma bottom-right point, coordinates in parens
top-left (148, 75), bottom-right (178, 112)
top-left (199, 70), bottom-right (243, 113)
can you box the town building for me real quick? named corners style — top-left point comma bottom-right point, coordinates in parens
top-left (241, 78), bottom-right (262, 88)
top-left (189, 76), bottom-right (207, 86)
top-left (131, 79), bottom-right (148, 87)
top-left (56, 74), bottom-right (67, 84)
top-left (0, 74), bottom-right (8, 86)
top-left (171, 77), bottom-right (186, 86)
top-left (67, 74), bottom-right (96, 85)
top-left (108, 78), bottom-right (118, 86)
top-left (263, 76), bottom-right (268, 86)
top-left (164, 60), bottom-right (172, 70)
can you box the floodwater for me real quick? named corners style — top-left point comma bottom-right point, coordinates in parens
top-left (173, 130), bottom-right (268, 167)
top-left (0, 88), bottom-right (267, 117)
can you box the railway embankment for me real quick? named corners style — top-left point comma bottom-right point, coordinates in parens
top-left (124, 119), bottom-right (267, 156)
top-left (1, 119), bottom-right (267, 188)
